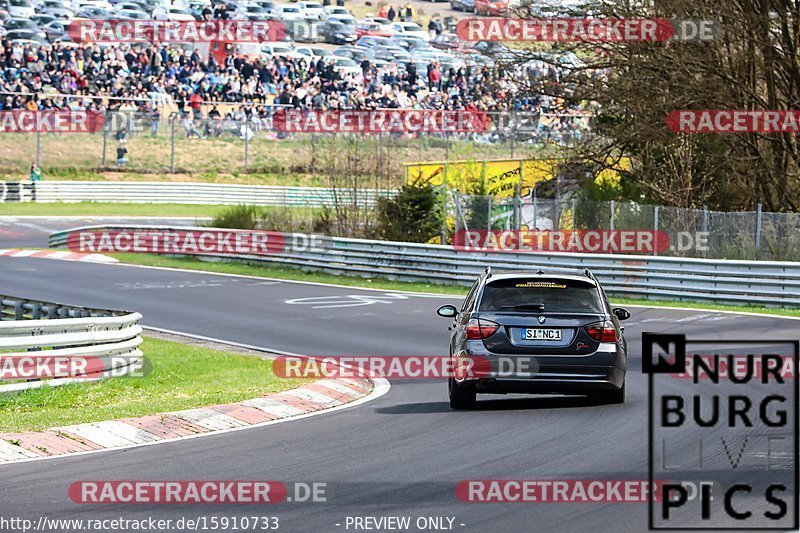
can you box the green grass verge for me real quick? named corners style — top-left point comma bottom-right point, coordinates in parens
top-left (111, 253), bottom-right (800, 318)
top-left (0, 336), bottom-right (305, 432)
top-left (0, 202), bottom-right (224, 217)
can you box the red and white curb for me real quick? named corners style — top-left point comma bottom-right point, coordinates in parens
top-left (0, 377), bottom-right (380, 464)
top-left (0, 248), bottom-right (117, 264)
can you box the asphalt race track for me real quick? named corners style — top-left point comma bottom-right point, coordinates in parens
top-left (0, 220), bottom-right (798, 532)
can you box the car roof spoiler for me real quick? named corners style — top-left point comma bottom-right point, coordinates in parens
top-left (480, 266), bottom-right (598, 282)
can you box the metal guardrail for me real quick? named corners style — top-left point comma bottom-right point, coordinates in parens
top-left (1, 181), bottom-right (395, 208)
top-left (0, 294), bottom-right (143, 393)
top-left (49, 225), bottom-right (800, 308)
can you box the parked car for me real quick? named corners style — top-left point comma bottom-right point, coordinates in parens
top-left (332, 45), bottom-right (373, 62)
top-left (473, 0), bottom-right (507, 15)
top-left (6, 28), bottom-right (47, 42)
top-left (327, 13), bottom-right (355, 25)
top-left (152, 5), bottom-right (194, 20)
top-left (293, 45), bottom-right (331, 59)
top-left (275, 4), bottom-right (305, 20)
top-left (32, 13), bottom-right (57, 27)
top-left (450, 0), bottom-right (474, 10)
top-left (283, 19), bottom-right (322, 42)
top-left (389, 34), bottom-right (431, 51)
top-left (320, 19), bottom-right (356, 45)
top-left (298, 0), bottom-right (323, 18)
top-left (354, 21), bottom-right (391, 38)
top-left (261, 42), bottom-right (304, 59)
top-left (42, 19), bottom-right (68, 40)
top-left (5, 0), bottom-right (34, 18)
top-left (115, 7), bottom-right (148, 18)
top-left (36, 0), bottom-right (74, 18)
top-left (328, 56), bottom-right (360, 77)
top-left (355, 35), bottom-right (392, 49)
top-left (321, 5), bottom-right (348, 18)
top-left (389, 21), bottom-right (428, 40)
top-left (235, 4), bottom-right (273, 20)
top-left (374, 45), bottom-right (411, 63)
top-left (5, 17), bottom-right (46, 39)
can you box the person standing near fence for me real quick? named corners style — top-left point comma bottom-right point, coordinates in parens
top-left (29, 162), bottom-right (41, 182)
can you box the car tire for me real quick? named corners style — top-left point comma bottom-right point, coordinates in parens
top-left (599, 382), bottom-right (625, 404)
top-left (449, 378), bottom-right (477, 409)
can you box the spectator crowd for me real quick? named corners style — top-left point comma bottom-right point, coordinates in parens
top-left (0, 38), bottom-right (593, 143)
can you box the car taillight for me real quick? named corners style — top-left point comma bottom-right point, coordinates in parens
top-left (584, 321), bottom-right (617, 343)
top-left (466, 319), bottom-right (500, 339)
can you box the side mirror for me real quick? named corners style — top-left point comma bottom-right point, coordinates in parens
top-left (437, 304), bottom-right (458, 318)
top-left (612, 307), bottom-right (630, 321)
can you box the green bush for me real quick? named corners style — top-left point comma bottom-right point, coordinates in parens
top-left (210, 205), bottom-right (262, 229)
top-left (260, 208), bottom-right (294, 232)
top-left (377, 184), bottom-right (443, 243)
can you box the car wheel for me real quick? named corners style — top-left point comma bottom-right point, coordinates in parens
top-left (449, 378), bottom-right (477, 409)
top-left (599, 382), bottom-right (625, 404)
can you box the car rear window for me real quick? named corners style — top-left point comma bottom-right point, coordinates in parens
top-left (479, 278), bottom-right (604, 313)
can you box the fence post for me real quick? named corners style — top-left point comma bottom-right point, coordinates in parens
top-left (533, 195), bottom-right (537, 230)
top-left (610, 200), bottom-right (615, 230)
top-left (244, 125), bottom-right (249, 171)
top-left (101, 116), bottom-right (108, 167)
top-left (36, 128), bottom-right (41, 168)
top-left (755, 202), bottom-right (763, 259)
top-left (653, 205), bottom-right (659, 256)
top-left (170, 117), bottom-right (175, 174)
top-left (703, 206), bottom-right (709, 258)
top-left (454, 191), bottom-right (461, 232)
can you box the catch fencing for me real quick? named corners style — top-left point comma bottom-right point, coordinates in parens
top-left (450, 194), bottom-right (800, 261)
top-left (0, 110), bottom-right (590, 176)
top-left (0, 294), bottom-right (143, 393)
top-left (49, 225), bottom-right (800, 308)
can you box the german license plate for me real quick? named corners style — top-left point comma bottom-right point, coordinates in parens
top-left (525, 328), bottom-right (562, 341)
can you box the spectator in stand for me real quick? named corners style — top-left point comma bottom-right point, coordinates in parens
top-left (149, 104), bottom-right (160, 136)
top-left (428, 18), bottom-right (437, 40)
top-left (387, 6), bottom-right (396, 20)
top-left (0, 39), bottom-right (593, 144)
top-left (189, 90), bottom-right (203, 118)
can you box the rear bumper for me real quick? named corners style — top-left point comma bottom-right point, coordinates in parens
top-left (454, 343), bottom-right (626, 394)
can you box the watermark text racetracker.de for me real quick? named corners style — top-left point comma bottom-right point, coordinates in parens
top-left (66, 19), bottom-right (285, 43)
top-left (452, 229), bottom-right (708, 254)
top-left (0, 110), bottom-right (104, 133)
top-left (66, 229), bottom-right (327, 256)
top-left (455, 18), bottom-right (718, 42)
top-left (0, 354), bottom-right (148, 381)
